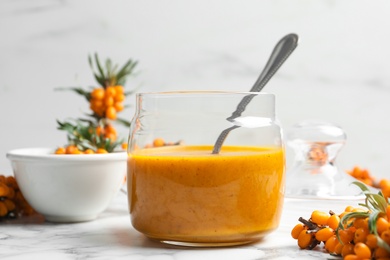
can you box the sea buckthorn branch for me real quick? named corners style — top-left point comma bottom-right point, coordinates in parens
top-left (55, 53), bottom-right (138, 154)
top-left (292, 181), bottom-right (390, 259)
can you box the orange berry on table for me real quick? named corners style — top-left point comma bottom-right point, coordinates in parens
top-left (0, 182), bottom-right (9, 197)
top-left (297, 229), bottom-right (313, 249)
top-left (91, 88), bottom-right (105, 100)
top-left (153, 138), bottom-right (165, 147)
top-left (106, 106), bottom-right (117, 120)
top-left (375, 246), bottom-right (390, 258)
top-left (354, 242), bottom-right (371, 259)
top-left (310, 210), bottom-right (329, 226)
top-left (325, 235), bottom-right (338, 253)
top-left (333, 242), bottom-right (343, 255)
top-left (3, 199), bottom-right (15, 211)
top-left (121, 143), bottom-right (128, 150)
top-left (343, 255), bottom-right (360, 260)
top-left (0, 201), bottom-right (8, 217)
top-left (291, 223), bottom-right (305, 239)
top-left (338, 228), bottom-right (354, 244)
top-left (65, 145), bottom-right (79, 154)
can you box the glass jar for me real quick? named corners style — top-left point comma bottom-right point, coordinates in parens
top-left (127, 91), bottom-right (285, 247)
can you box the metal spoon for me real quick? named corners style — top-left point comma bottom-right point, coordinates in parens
top-left (212, 33), bottom-right (299, 154)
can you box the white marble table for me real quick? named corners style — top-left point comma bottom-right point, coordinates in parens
top-left (0, 194), bottom-right (354, 259)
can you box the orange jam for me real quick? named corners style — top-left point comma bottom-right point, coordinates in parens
top-left (128, 145), bottom-right (285, 246)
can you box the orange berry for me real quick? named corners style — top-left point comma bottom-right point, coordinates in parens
top-left (354, 227), bottom-right (368, 243)
top-left (0, 183), bottom-right (9, 197)
top-left (343, 255), bottom-right (360, 260)
top-left (84, 149), bottom-right (95, 154)
top-left (375, 247), bottom-right (390, 258)
top-left (377, 217), bottom-right (390, 235)
top-left (106, 106), bottom-right (117, 120)
top-left (387, 205), bottom-right (390, 221)
top-left (345, 206), bottom-right (355, 212)
top-left (291, 223), bottom-right (305, 239)
top-left (114, 102), bottom-right (124, 112)
top-left (327, 214), bottom-right (341, 230)
top-left (365, 234), bottom-right (377, 249)
top-left (153, 138), bottom-right (165, 147)
top-left (311, 210), bottom-right (330, 226)
top-left (334, 242), bottom-right (343, 255)
top-left (55, 147), bottom-right (66, 154)
top-left (113, 85), bottom-right (124, 94)
top-left (65, 145), bottom-right (79, 154)
top-left (0, 201), bottom-right (8, 217)
top-left (354, 242), bottom-right (371, 259)
top-left (381, 230), bottom-right (390, 244)
top-left (315, 227), bottom-right (334, 242)
top-left (297, 230), bottom-right (313, 249)
top-left (91, 88), bottom-right (105, 100)
top-left (121, 143), bottom-right (128, 150)
top-left (341, 243), bottom-right (355, 258)
top-left (325, 235), bottom-right (338, 253)
top-left (105, 86), bottom-right (116, 97)
top-left (97, 148), bottom-right (108, 154)
top-left (3, 199), bottom-right (15, 211)
top-left (338, 229), bottom-right (354, 244)
top-left (114, 93), bottom-right (125, 102)
top-left (353, 217), bottom-right (368, 229)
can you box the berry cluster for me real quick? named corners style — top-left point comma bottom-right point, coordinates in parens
top-left (0, 175), bottom-right (35, 219)
top-left (55, 54), bottom-right (137, 154)
top-left (292, 182), bottom-right (390, 259)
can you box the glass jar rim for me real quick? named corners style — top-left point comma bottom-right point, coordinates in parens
top-left (136, 90), bottom-right (274, 98)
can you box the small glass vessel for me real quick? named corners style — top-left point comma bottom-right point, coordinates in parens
top-left (285, 120), bottom-right (364, 200)
top-left (127, 91), bottom-right (285, 247)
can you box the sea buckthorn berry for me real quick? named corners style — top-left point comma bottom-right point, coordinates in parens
top-left (315, 227), bottom-right (334, 242)
top-left (343, 255), bottom-right (360, 260)
top-left (327, 214), bottom-right (340, 230)
top-left (338, 229), bottom-right (354, 244)
top-left (0, 201), bottom-right (7, 217)
top-left (84, 149), bottom-right (95, 154)
top-left (334, 242), bottom-right (343, 255)
top-left (3, 199), bottom-right (15, 211)
top-left (113, 85), bottom-right (124, 94)
top-left (354, 227), bottom-right (368, 243)
top-left (97, 148), bottom-right (108, 154)
top-left (65, 145), bottom-right (79, 154)
top-left (106, 106), bottom-right (117, 120)
top-left (291, 223), bottom-right (305, 239)
top-left (353, 217), bottom-right (368, 229)
top-left (0, 182), bottom-right (10, 197)
top-left (365, 234), bottom-right (377, 249)
top-left (297, 230), bottom-right (313, 249)
top-left (325, 235), bottom-right (338, 253)
top-left (55, 147), bottom-right (66, 154)
top-left (153, 138), bottom-right (165, 147)
top-left (345, 206), bottom-right (355, 212)
top-left (91, 88), bottom-right (105, 100)
top-left (377, 217), bottom-right (390, 235)
top-left (311, 210), bottom-right (330, 226)
top-left (341, 243), bottom-right (355, 258)
top-left (121, 142), bottom-right (128, 150)
top-left (354, 242), bottom-right (371, 259)
top-left (114, 102), bottom-right (124, 112)
top-left (105, 86), bottom-right (116, 97)
top-left (381, 230), bottom-right (390, 244)
top-left (104, 95), bottom-right (114, 107)
top-left (114, 93), bottom-right (125, 102)
top-left (375, 247), bottom-right (390, 258)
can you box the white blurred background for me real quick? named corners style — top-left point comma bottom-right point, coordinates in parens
top-left (1, 0), bottom-right (390, 178)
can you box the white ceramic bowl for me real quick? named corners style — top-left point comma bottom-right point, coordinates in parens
top-left (6, 148), bottom-right (127, 223)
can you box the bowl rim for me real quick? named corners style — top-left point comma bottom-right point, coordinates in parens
top-left (6, 147), bottom-right (127, 162)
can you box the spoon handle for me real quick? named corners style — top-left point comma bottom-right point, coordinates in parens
top-left (212, 33), bottom-right (299, 154)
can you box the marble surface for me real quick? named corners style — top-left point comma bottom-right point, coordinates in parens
top-left (0, 192), bottom-right (358, 260)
